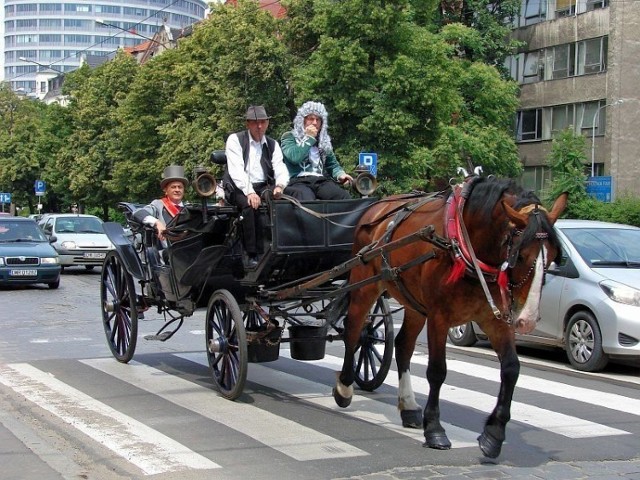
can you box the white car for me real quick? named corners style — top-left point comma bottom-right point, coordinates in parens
top-left (448, 219), bottom-right (640, 372)
top-left (39, 214), bottom-right (115, 270)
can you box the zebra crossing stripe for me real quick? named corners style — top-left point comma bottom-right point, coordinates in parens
top-left (416, 356), bottom-right (640, 416)
top-left (288, 352), bottom-right (630, 439)
top-left (0, 363), bottom-right (220, 475)
top-left (82, 357), bottom-right (367, 461)
top-left (176, 352), bottom-right (478, 448)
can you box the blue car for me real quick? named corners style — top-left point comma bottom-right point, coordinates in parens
top-left (0, 217), bottom-right (61, 289)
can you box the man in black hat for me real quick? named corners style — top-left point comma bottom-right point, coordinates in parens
top-left (134, 165), bottom-right (188, 242)
top-left (224, 105), bottom-right (289, 268)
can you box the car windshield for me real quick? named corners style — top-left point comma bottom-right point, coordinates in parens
top-left (563, 227), bottom-right (640, 267)
top-left (0, 221), bottom-right (48, 242)
top-left (54, 217), bottom-right (104, 234)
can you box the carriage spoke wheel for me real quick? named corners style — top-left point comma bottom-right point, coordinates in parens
top-left (206, 289), bottom-right (247, 400)
top-left (353, 295), bottom-right (394, 391)
top-left (100, 251), bottom-right (138, 363)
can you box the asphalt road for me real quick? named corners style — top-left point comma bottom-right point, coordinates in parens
top-left (1, 269), bottom-right (639, 479)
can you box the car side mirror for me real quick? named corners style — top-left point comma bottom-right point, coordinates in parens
top-left (49, 235), bottom-right (57, 243)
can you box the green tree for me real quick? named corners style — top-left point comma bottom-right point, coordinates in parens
top-left (544, 128), bottom-right (588, 216)
top-left (55, 52), bottom-right (139, 218)
top-left (0, 85), bottom-right (54, 212)
top-left (283, 0), bottom-right (521, 192)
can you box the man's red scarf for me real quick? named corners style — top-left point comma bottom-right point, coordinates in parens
top-left (161, 197), bottom-right (181, 217)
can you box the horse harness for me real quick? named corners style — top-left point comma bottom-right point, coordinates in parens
top-left (367, 177), bottom-right (550, 323)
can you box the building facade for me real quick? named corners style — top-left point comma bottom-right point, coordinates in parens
top-left (508, 0), bottom-right (640, 199)
top-left (3, 0), bottom-right (206, 94)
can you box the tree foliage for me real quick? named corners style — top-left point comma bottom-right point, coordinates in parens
top-left (1, 0), bottom-right (529, 214)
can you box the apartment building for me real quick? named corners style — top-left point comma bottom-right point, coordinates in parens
top-left (508, 0), bottom-right (640, 199)
top-left (3, 0), bottom-right (206, 94)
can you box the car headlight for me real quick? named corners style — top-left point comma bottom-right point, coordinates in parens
top-left (41, 257), bottom-right (59, 264)
top-left (600, 280), bottom-right (640, 307)
top-left (60, 241), bottom-right (78, 249)
top-left (0, 258), bottom-right (4, 266)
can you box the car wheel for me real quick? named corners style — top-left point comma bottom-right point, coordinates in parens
top-left (448, 322), bottom-right (478, 347)
top-left (48, 279), bottom-right (60, 289)
top-left (564, 311), bottom-right (609, 372)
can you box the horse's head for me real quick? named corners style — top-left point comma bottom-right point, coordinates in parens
top-left (501, 192), bottom-right (567, 334)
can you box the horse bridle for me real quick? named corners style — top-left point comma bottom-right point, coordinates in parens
top-left (498, 206), bottom-right (551, 322)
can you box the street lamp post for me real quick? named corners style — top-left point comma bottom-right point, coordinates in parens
top-left (590, 99), bottom-right (623, 177)
top-left (18, 57), bottom-right (65, 74)
top-left (95, 20), bottom-right (167, 48)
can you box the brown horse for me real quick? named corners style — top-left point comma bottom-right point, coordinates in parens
top-left (333, 175), bottom-right (567, 458)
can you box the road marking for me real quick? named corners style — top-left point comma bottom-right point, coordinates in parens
top-left (413, 355), bottom-right (640, 417)
top-left (0, 363), bottom-right (220, 475)
top-left (293, 352), bottom-right (630, 439)
top-left (177, 352), bottom-right (478, 449)
top-left (83, 357), bottom-right (367, 461)
top-left (445, 343), bottom-right (640, 386)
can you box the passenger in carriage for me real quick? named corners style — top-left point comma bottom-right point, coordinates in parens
top-left (281, 101), bottom-right (353, 201)
top-left (133, 165), bottom-right (188, 245)
top-left (224, 105), bottom-right (289, 268)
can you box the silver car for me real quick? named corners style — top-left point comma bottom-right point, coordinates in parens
top-left (39, 214), bottom-right (115, 270)
top-left (448, 219), bottom-right (640, 372)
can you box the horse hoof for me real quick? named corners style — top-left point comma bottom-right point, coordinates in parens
top-left (332, 387), bottom-right (352, 408)
top-left (401, 409), bottom-right (423, 428)
top-left (477, 432), bottom-right (502, 458)
top-left (423, 432), bottom-right (452, 450)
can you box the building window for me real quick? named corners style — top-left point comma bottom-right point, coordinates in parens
top-left (522, 51), bottom-right (542, 83)
top-left (16, 4), bottom-right (38, 13)
top-left (40, 34), bottom-right (62, 43)
top-left (95, 5), bottom-right (121, 14)
top-left (555, 0), bottom-right (576, 16)
top-left (517, 109), bottom-right (543, 141)
top-left (550, 104), bottom-right (575, 136)
top-left (40, 81), bottom-right (47, 93)
top-left (578, 100), bottom-right (606, 137)
top-left (40, 19), bottom-right (62, 28)
top-left (521, 166), bottom-right (551, 193)
top-left (577, 36), bottom-right (607, 75)
top-left (16, 34), bottom-right (38, 44)
top-left (40, 3), bottom-right (62, 11)
top-left (586, 0), bottom-right (609, 11)
top-left (547, 43), bottom-right (575, 79)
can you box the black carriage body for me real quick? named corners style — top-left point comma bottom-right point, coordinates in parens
top-left (107, 198), bottom-right (378, 310)
top-left (243, 198), bottom-right (378, 287)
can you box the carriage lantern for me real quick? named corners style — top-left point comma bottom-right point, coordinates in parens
top-left (353, 165), bottom-right (378, 197)
top-left (192, 166), bottom-right (218, 198)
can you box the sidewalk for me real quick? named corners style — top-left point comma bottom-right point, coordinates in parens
top-left (339, 458), bottom-right (640, 479)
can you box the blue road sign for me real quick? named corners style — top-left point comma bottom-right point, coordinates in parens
top-left (0, 192), bottom-right (11, 204)
top-left (34, 179), bottom-right (46, 196)
top-left (358, 152), bottom-right (378, 177)
top-left (586, 176), bottom-right (612, 202)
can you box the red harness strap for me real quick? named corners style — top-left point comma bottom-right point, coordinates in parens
top-left (161, 197), bottom-right (181, 217)
top-left (445, 184), bottom-right (499, 284)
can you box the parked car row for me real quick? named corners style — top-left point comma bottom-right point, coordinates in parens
top-left (1, 213), bottom-right (116, 289)
top-left (448, 219), bottom-right (640, 373)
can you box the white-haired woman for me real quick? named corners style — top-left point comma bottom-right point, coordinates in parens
top-left (281, 101), bottom-right (353, 201)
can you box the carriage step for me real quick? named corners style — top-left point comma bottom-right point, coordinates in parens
top-left (144, 332), bottom-right (173, 341)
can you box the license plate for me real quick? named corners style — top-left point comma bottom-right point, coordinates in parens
top-left (10, 269), bottom-right (38, 276)
top-left (84, 252), bottom-right (106, 259)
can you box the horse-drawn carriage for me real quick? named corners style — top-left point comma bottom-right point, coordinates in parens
top-left (100, 157), bottom-right (394, 401)
top-left (100, 160), bottom-right (567, 459)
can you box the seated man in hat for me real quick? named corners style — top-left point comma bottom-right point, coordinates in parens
top-left (133, 165), bottom-right (188, 245)
top-left (224, 105), bottom-right (289, 268)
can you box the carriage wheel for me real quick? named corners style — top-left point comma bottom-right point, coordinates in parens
top-left (353, 295), bottom-right (394, 391)
top-left (206, 289), bottom-right (248, 400)
top-left (101, 251), bottom-right (138, 363)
